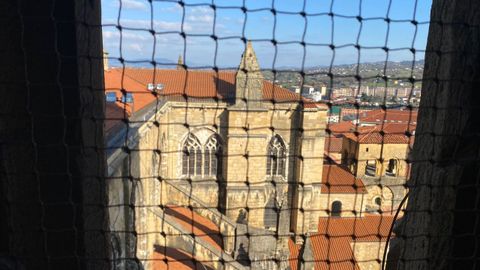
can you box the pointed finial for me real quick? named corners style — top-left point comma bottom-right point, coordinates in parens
top-left (177, 55), bottom-right (184, 70)
top-left (247, 40), bottom-right (253, 49)
top-left (239, 40), bottom-right (261, 73)
top-left (103, 50), bottom-right (109, 71)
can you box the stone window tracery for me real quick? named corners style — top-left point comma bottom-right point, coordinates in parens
top-left (182, 133), bottom-right (221, 178)
top-left (266, 135), bottom-right (286, 178)
top-left (204, 136), bottom-right (219, 176)
top-left (182, 134), bottom-right (202, 176)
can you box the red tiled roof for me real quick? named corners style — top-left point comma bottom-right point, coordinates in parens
top-left (289, 215), bottom-right (395, 270)
top-left (104, 68), bottom-right (326, 136)
top-left (324, 136), bottom-right (344, 153)
top-left (104, 68), bottom-right (155, 114)
top-left (105, 68), bottom-right (324, 107)
top-left (344, 132), bottom-right (409, 144)
top-left (289, 239), bottom-right (301, 270)
top-left (343, 123), bottom-right (415, 144)
top-left (151, 246), bottom-right (214, 270)
top-left (310, 233), bottom-right (360, 270)
top-left (359, 109), bottom-right (418, 124)
top-left (321, 165), bottom-right (366, 194)
top-left (317, 215), bottom-right (394, 242)
top-left (164, 205), bottom-right (223, 251)
top-left (105, 102), bottom-right (128, 137)
top-left (327, 121), bottom-right (356, 135)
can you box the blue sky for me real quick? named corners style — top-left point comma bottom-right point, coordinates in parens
top-left (102, 0), bottom-right (432, 68)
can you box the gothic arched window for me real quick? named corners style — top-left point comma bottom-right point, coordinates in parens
top-left (182, 133), bottom-right (221, 178)
top-left (182, 134), bottom-right (201, 176)
top-left (204, 135), bottom-right (220, 177)
top-left (266, 135), bottom-right (286, 177)
top-left (331, 201), bottom-right (342, 217)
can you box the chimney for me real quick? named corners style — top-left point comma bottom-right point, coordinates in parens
top-left (235, 41), bottom-right (264, 108)
top-left (103, 51), bottom-right (109, 71)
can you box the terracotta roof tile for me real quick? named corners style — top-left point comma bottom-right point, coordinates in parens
top-left (324, 136), bottom-right (344, 153)
top-left (343, 123), bottom-right (415, 144)
top-left (151, 246), bottom-right (214, 270)
top-left (105, 103), bottom-right (128, 137)
top-left (288, 238), bottom-right (301, 270)
top-left (104, 69), bottom-right (156, 114)
top-left (309, 234), bottom-right (359, 270)
top-left (327, 121), bottom-right (356, 135)
top-left (317, 215), bottom-right (394, 242)
top-left (359, 109), bottom-right (418, 124)
top-left (291, 215), bottom-right (395, 270)
top-left (164, 205), bottom-right (223, 251)
top-left (105, 68), bottom-right (327, 108)
top-left (321, 165), bottom-right (366, 194)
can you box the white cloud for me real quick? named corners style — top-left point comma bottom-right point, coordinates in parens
top-left (186, 14), bottom-right (214, 23)
top-left (103, 18), bottom-right (191, 32)
top-left (103, 31), bottom-right (118, 40)
top-left (103, 30), bottom-right (150, 41)
top-left (155, 20), bottom-right (188, 31)
top-left (185, 7), bottom-right (214, 23)
top-left (128, 43), bottom-right (143, 52)
top-left (160, 5), bottom-right (182, 13)
top-left (111, 0), bottom-right (148, 11)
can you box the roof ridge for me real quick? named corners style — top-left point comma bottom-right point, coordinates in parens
top-left (359, 125), bottom-right (379, 143)
top-left (122, 70), bottom-right (148, 86)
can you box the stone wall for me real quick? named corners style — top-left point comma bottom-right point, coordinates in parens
top-left (107, 152), bottom-right (142, 269)
top-left (316, 193), bottom-right (365, 219)
top-left (361, 176), bottom-right (407, 214)
top-left (293, 108), bottom-right (328, 233)
top-left (340, 137), bottom-right (409, 215)
top-left (352, 241), bottom-right (387, 270)
top-left (341, 138), bottom-right (410, 178)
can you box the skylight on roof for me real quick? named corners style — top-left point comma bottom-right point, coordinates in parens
top-left (121, 93), bottom-right (134, 103)
top-left (106, 92), bottom-right (116, 102)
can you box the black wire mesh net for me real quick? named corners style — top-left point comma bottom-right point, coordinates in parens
top-left (11, 0), bottom-right (477, 269)
top-left (100, 0), bottom-right (429, 269)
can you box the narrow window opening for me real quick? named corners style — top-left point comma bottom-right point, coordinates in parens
top-left (266, 135), bottom-right (286, 178)
top-left (331, 201), bottom-right (342, 217)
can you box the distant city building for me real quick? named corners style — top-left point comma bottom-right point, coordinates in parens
top-left (340, 107), bottom-right (374, 121)
top-left (327, 114), bottom-right (340, 123)
top-left (331, 86), bottom-right (421, 102)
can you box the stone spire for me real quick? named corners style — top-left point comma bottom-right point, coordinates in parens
top-left (235, 41), bottom-right (264, 108)
top-left (177, 55), bottom-right (184, 70)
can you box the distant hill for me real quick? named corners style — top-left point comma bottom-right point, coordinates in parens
top-left (108, 57), bottom-right (207, 69)
top-left (304, 60), bottom-right (424, 72)
top-left (109, 57), bottom-right (176, 69)
top-left (262, 60), bottom-right (425, 89)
